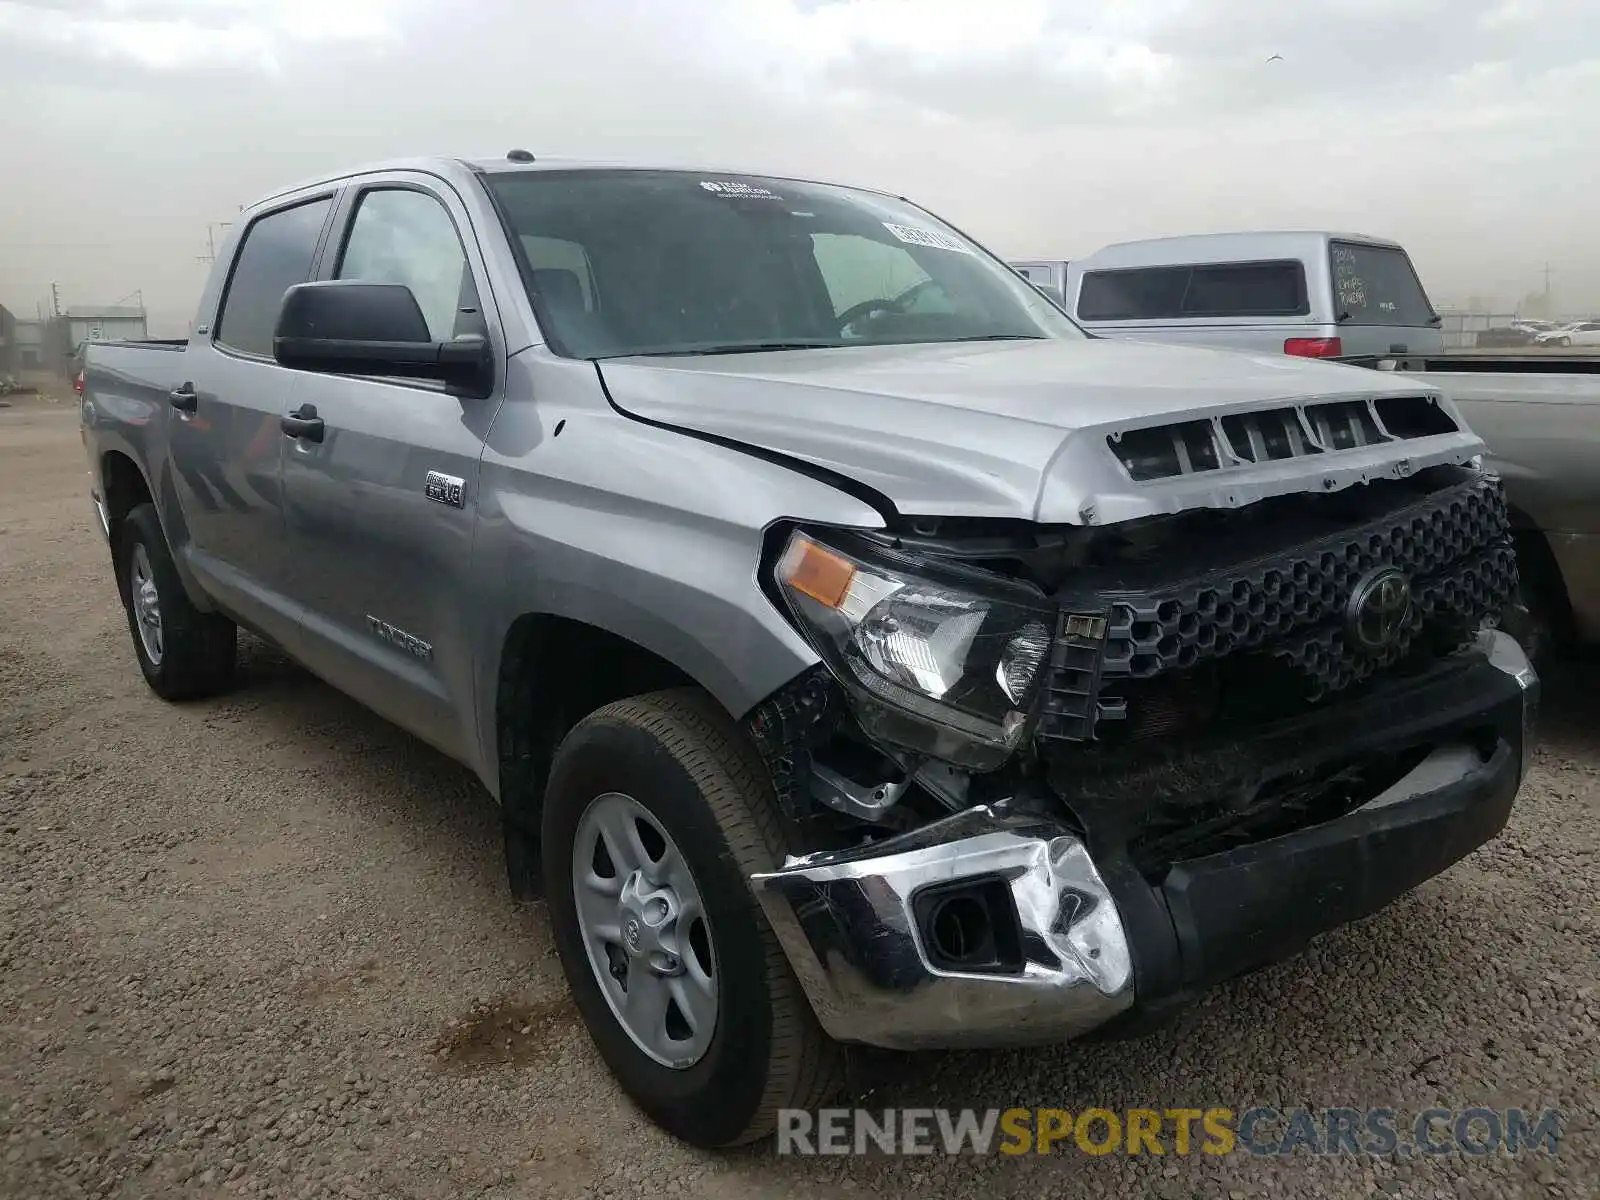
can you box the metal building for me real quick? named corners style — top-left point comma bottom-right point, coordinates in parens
top-left (63, 305), bottom-right (148, 352)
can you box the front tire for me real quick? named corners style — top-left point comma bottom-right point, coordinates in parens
top-left (115, 503), bottom-right (237, 700)
top-left (1503, 531), bottom-right (1571, 674)
top-left (541, 688), bottom-right (842, 1147)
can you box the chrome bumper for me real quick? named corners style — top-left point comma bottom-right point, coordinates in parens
top-left (749, 631), bottom-right (1538, 1053)
top-left (748, 807), bottom-right (1135, 1050)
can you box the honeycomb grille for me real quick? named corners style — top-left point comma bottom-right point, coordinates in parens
top-left (1038, 474), bottom-right (1516, 740)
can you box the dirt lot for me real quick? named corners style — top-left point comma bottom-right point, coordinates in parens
top-left (1, 399), bottom-right (1596, 1199)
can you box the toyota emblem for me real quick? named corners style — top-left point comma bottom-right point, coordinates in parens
top-left (1345, 567), bottom-right (1414, 654)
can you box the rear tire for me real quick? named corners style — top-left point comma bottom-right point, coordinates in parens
top-left (115, 503), bottom-right (237, 700)
top-left (541, 688), bottom-right (842, 1148)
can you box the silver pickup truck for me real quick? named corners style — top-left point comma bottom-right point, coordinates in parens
top-left (80, 154), bottom-right (1539, 1150)
top-left (1339, 353), bottom-right (1600, 666)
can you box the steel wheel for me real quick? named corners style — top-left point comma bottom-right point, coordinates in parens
top-left (129, 542), bottom-right (164, 666)
top-left (572, 791), bottom-right (718, 1068)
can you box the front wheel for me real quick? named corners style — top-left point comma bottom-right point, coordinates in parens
top-left (1502, 532), bottom-right (1571, 674)
top-left (541, 688), bottom-right (842, 1147)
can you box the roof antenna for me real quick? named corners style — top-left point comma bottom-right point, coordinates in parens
top-left (506, 148), bottom-right (536, 163)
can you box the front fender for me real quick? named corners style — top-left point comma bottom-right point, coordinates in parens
top-left (468, 358), bottom-right (885, 791)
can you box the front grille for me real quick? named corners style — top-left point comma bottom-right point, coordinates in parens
top-left (1108, 395), bottom-right (1458, 482)
top-left (1037, 472), bottom-right (1516, 743)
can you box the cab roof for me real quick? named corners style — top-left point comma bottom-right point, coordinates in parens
top-left (251, 154), bottom-right (894, 210)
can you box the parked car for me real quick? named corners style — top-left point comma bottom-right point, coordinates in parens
top-left (1475, 326), bottom-right (1537, 349)
top-left (1344, 350), bottom-right (1600, 664)
top-left (1536, 321), bottom-right (1600, 347)
top-left (1060, 231), bottom-right (1447, 359)
top-left (81, 155), bottom-right (1538, 1150)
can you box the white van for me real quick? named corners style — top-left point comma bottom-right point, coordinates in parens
top-left (1010, 259), bottom-right (1069, 305)
top-left (1058, 232), bottom-right (1445, 358)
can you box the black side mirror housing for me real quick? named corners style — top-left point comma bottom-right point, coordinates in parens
top-left (272, 280), bottom-right (493, 398)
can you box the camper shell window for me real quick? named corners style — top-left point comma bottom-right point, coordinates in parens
top-left (1077, 259), bottom-right (1310, 321)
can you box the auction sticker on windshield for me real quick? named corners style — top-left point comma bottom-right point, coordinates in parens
top-left (699, 179), bottom-right (784, 200)
top-left (882, 221), bottom-right (974, 254)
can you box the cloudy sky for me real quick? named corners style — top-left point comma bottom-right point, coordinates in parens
top-left (2, 0), bottom-right (1598, 335)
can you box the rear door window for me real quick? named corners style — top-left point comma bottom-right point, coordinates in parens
top-left (215, 197), bottom-right (334, 357)
top-left (1076, 261), bottom-right (1307, 320)
top-left (1330, 242), bottom-right (1437, 327)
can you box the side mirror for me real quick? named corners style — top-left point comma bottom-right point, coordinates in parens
top-left (272, 280), bottom-right (493, 398)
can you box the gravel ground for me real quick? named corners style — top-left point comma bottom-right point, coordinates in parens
top-left (1, 398), bottom-right (1596, 1199)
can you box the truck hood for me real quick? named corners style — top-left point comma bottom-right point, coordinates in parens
top-left (596, 337), bottom-right (1485, 526)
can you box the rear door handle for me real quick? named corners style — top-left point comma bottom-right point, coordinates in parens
top-left (169, 383), bottom-right (198, 412)
top-left (280, 404), bottom-right (325, 443)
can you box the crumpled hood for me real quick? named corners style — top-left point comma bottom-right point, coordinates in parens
top-left (596, 337), bottom-right (1484, 525)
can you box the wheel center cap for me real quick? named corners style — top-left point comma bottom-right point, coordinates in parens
top-left (616, 870), bottom-right (682, 971)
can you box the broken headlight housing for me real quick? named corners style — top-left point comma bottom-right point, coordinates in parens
top-left (771, 528), bottom-right (1056, 771)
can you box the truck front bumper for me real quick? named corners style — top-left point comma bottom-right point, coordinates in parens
top-left (748, 629), bottom-right (1538, 1051)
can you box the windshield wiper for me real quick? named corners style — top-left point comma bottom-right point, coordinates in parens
top-left (644, 340), bottom-right (844, 357)
top-left (945, 334), bottom-right (1048, 342)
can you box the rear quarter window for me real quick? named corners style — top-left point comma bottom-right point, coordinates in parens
top-left (1330, 242), bottom-right (1437, 327)
top-left (1077, 260), bottom-right (1307, 320)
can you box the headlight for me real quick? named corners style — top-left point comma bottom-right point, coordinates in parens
top-left (772, 529), bottom-right (1055, 770)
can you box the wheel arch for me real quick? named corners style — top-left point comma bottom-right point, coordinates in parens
top-left (97, 447), bottom-right (217, 613)
top-left (1507, 504), bottom-right (1574, 627)
top-left (494, 612), bottom-right (721, 839)
top-left (100, 449), bottom-right (154, 551)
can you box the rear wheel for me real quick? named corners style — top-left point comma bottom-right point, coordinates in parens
top-left (116, 503), bottom-right (237, 700)
top-left (540, 688), bottom-right (842, 1147)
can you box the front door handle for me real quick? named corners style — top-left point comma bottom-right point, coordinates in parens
top-left (280, 403), bottom-right (325, 443)
top-left (169, 383), bottom-right (198, 412)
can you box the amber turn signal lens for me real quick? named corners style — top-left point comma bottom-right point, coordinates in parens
top-left (780, 536), bottom-right (857, 610)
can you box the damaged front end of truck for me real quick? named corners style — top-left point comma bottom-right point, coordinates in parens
top-left (741, 401), bottom-right (1539, 1052)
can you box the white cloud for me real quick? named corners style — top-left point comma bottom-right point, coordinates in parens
top-left (3, 0), bottom-right (1600, 331)
top-left (0, 0), bottom-right (399, 71)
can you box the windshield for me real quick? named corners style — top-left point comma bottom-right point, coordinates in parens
top-left (1329, 241), bottom-right (1439, 327)
top-left (483, 169), bottom-right (1083, 358)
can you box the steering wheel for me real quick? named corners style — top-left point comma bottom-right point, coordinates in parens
top-left (836, 296), bottom-right (905, 334)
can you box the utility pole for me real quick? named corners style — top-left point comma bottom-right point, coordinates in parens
top-left (50, 283), bottom-right (61, 317)
top-left (197, 221), bottom-right (233, 263)
top-left (1542, 262), bottom-right (1554, 315)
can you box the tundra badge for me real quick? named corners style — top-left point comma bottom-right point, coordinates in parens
top-left (366, 615), bottom-right (433, 661)
top-left (425, 470), bottom-right (466, 508)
